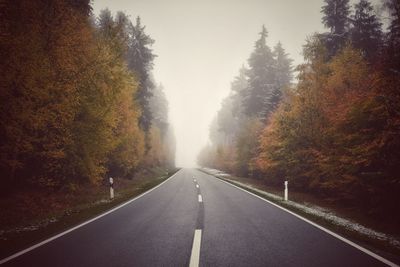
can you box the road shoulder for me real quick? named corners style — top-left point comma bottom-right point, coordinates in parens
top-left (199, 168), bottom-right (400, 266)
top-left (0, 168), bottom-right (180, 261)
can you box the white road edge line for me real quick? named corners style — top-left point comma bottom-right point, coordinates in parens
top-left (198, 194), bottom-right (203, 203)
top-left (0, 171), bottom-right (181, 265)
top-left (213, 175), bottom-right (399, 267)
top-left (189, 229), bottom-right (202, 267)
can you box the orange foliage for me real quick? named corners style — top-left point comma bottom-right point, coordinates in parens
top-left (254, 44), bottom-right (400, 218)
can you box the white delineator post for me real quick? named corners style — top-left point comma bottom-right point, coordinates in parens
top-left (284, 180), bottom-right (288, 201)
top-left (109, 177), bottom-right (114, 200)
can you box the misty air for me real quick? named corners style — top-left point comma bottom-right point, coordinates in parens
top-left (1, 0), bottom-right (399, 266)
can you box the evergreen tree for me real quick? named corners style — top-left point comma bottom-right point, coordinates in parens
top-left (242, 25), bottom-right (277, 118)
top-left (350, 0), bottom-right (382, 61)
top-left (321, 0), bottom-right (351, 56)
top-left (273, 42), bottom-right (292, 87)
top-left (115, 11), bottom-right (131, 44)
top-left (272, 42), bottom-right (293, 107)
top-left (230, 66), bottom-right (248, 122)
top-left (98, 9), bottom-right (114, 38)
top-left (149, 83), bottom-right (169, 135)
top-left (67, 0), bottom-right (92, 15)
top-left (216, 97), bottom-right (237, 144)
top-left (322, 0), bottom-right (350, 34)
top-left (127, 16), bottom-right (156, 132)
top-left (231, 66), bottom-right (248, 95)
top-left (385, 0), bottom-right (400, 72)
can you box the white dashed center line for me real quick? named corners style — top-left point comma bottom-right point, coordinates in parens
top-left (196, 184), bottom-right (199, 188)
top-left (189, 229), bottom-right (202, 267)
top-left (198, 194), bottom-right (203, 202)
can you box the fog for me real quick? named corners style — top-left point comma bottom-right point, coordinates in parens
top-left (92, 0), bottom-right (329, 167)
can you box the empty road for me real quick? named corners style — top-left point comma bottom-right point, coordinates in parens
top-left (0, 169), bottom-right (393, 266)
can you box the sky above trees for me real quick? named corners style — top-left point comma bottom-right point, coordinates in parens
top-left (92, 0), bottom-right (383, 167)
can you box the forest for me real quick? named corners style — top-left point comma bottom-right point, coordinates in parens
top-left (198, 0), bottom-right (400, 222)
top-left (0, 0), bottom-right (176, 190)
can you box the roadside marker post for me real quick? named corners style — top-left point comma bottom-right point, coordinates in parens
top-left (109, 177), bottom-right (114, 200)
top-left (284, 181), bottom-right (288, 201)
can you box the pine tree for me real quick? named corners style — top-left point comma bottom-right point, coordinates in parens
top-left (350, 0), bottom-right (382, 60)
top-left (322, 0), bottom-right (350, 34)
top-left (98, 9), bottom-right (114, 37)
top-left (243, 25), bottom-right (277, 118)
top-left (127, 16), bottom-right (156, 133)
top-left (385, 0), bottom-right (400, 72)
top-left (272, 42), bottom-right (293, 108)
top-left (273, 42), bottom-right (293, 87)
top-left (216, 97), bottom-right (238, 144)
top-left (149, 83), bottom-right (169, 136)
top-left (230, 66), bottom-right (248, 119)
top-left (321, 0), bottom-right (351, 56)
top-left (231, 66), bottom-right (248, 94)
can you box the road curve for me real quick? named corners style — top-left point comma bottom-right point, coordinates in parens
top-left (1, 169), bottom-right (392, 266)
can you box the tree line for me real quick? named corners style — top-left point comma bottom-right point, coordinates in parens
top-left (198, 0), bottom-right (400, 220)
top-left (0, 0), bottom-right (175, 190)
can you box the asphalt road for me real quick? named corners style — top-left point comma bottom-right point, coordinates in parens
top-left (0, 169), bottom-right (393, 266)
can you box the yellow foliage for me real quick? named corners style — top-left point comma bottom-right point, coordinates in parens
top-left (0, 0), bottom-right (147, 186)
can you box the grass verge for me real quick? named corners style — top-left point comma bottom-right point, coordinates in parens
top-left (0, 167), bottom-right (179, 260)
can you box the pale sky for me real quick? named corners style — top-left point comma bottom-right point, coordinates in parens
top-left (91, 0), bottom-right (374, 167)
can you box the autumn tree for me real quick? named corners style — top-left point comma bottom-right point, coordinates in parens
top-left (0, 0), bottom-right (94, 187)
top-left (0, 2), bottom-right (172, 189)
top-left (95, 9), bottom-right (145, 179)
top-left (255, 42), bottom-right (400, 220)
top-left (198, 27), bottom-right (292, 176)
